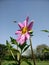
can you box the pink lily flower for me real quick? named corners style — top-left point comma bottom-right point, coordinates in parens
top-left (15, 16), bottom-right (34, 45)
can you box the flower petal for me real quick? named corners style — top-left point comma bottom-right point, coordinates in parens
top-left (19, 34), bottom-right (26, 45)
top-left (16, 35), bottom-right (21, 42)
top-left (26, 16), bottom-right (29, 22)
top-left (15, 30), bottom-right (22, 34)
top-left (23, 16), bottom-right (29, 27)
top-left (18, 22), bottom-right (24, 29)
top-left (25, 32), bottom-right (30, 40)
top-left (28, 21), bottom-right (34, 30)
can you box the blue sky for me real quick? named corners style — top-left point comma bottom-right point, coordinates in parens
top-left (0, 0), bottom-right (49, 48)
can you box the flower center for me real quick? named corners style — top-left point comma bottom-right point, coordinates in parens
top-left (22, 27), bottom-right (28, 34)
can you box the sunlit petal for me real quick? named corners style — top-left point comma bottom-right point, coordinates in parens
top-left (25, 32), bottom-right (30, 39)
top-left (15, 30), bottom-right (22, 34)
top-left (19, 34), bottom-right (26, 45)
top-left (23, 16), bottom-right (29, 27)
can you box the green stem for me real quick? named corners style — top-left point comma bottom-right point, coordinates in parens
top-left (29, 37), bottom-right (36, 65)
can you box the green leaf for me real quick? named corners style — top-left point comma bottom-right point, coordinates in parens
top-left (23, 45), bottom-right (30, 53)
top-left (6, 40), bottom-right (16, 59)
top-left (10, 37), bottom-right (18, 45)
top-left (29, 30), bottom-right (33, 34)
top-left (10, 50), bottom-right (15, 60)
top-left (17, 52), bottom-right (20, 61)
top-left (6, 40), bottom-right (20, 60)
top-left (10, 49), bottom-right (20, 60)
top-left (25, 61), bottom-right (32, 65)
top-left (3, 61), bottom-right (17, 65)
top-left (41, 30), bottom-right (49, 33)
top-left (18, 42), bottom-right (27, 51)
top-left (6, 40), bottom-right (13, 50)
top-left (22, 58), bottom-right (32, 65)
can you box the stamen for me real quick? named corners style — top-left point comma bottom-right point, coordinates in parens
top-left (22, 27), bottom-right (28, 34)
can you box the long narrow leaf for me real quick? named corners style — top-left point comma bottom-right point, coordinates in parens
top-left (6, 40), bottom-right (13, 50)
top-left (10, 50), bottom-right (15, 59)
top-left (18, 42), bottom-right (27, 51)
top-left (10, 37), bottom-right (18, 45)
top-left (22, 45), bottom-right (30, 53)
top-left (41, 30), bottom-right (49, 33)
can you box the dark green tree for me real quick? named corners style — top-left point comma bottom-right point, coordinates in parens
top-left (0, 44), bottom-right (8, 65)
top-left (36, 44), bottom-right (49, 61)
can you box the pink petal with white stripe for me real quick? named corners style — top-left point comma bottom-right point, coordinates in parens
top-left (25, 32), bottom-right (30, 40)
top-left (19, 34), bottom-right (26, 45)
top-left (15, 30), bottom-right (22, 34)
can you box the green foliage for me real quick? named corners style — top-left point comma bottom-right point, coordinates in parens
top-left (21, 58), bottom-right (32, 65)
top-left (0, 44), bottom-right (8, 60)
top-left (10, 37), bottom-right (18, 45)
top-left (10, 37), bottom-right (30, 53)
top-left (5, 37), bottom-right (30, 65)
top-left (22, 45), bottom-right (30, 53)
top-left (6, 40), bottom-right (17, 60)
top-left (41, 30), bottom-right (49, 33)
top-left (18, 42), bottom-right (27, 51)
top-left (42, 47), bottom-right (49, 53)
top-left (2, 61), bottom-right (17, 65)
top-left (2, 61), bottom-right (49, 65)
top-left (6, 40), bottom-right (13, 50)
top-left (36, 44), bottom-right (49, 61)
top-left (18, 42), bottom-right (30, 53)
